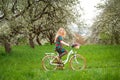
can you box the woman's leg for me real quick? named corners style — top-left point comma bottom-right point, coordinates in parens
top-left (56, 48), bottom-right (67, 63)
top-left (59, 49), bottom-right (68, 59)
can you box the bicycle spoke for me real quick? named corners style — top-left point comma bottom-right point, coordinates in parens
top-left (42, 55), bottom-right (57, 71)
top-left (70, 54), bottom-right (86, 71)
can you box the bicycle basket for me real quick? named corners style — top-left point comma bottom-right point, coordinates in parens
top-left (71, 43), bottom-right (80, 49)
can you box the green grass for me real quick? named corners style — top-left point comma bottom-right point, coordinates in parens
top-left (0, 44), bottom-right (120, 80)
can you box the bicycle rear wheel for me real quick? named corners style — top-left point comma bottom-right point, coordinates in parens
top-left (42, 55), bottom-right (58, 71)
top-left (70, 54), bottom-right (86, 71)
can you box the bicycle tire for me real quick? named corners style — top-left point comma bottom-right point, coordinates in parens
top-left (42, 55), bottom-right (58, 71)
top-left (70, 54), bottom-right (86, 71)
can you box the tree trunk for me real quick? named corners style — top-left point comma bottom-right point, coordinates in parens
top-left (4, 41), bottom-right (11, 53)
top-left (29, 38), bottom-right (35, 48)
top-left (36, 36), bottom-right (42, 45)
top-left (114, 32), bottom-right (119, 44)
top-left (49, 38), bottom-right (54, 45)
top-left (49, 33), bottom-right (54, 45)
top-left (29, 34), bottom-right (35, 48)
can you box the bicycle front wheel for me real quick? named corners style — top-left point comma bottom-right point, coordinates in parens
top-left (70, 54), bottom-right (86, 71)
top-left (42, 55), bottom-right (58, 71)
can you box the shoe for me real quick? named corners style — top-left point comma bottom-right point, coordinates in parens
top-left (58, 58), bottom-right (63, 64)
top-left (57, 63), bottom-right (64, 70)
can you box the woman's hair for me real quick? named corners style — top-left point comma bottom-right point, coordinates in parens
top-left (54, 28), bottom-right (66, 42)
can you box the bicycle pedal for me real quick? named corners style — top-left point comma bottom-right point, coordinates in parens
top-left (57, 65), bottom-right (64, 70)
top-left (58, 63), bottom-right (64, 67)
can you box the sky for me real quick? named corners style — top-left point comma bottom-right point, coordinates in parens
top-left (70, 0), bottom-right (104, 35)
top-left (80, 0), bottom-right (103, 26)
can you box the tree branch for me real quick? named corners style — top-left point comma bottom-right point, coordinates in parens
top-left (11, 0), bottom-right (17, 14)
top-left (31, 3), bottom-right (50, 22)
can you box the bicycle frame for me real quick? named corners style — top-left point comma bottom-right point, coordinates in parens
top-left (63, 49), bottom-right (76, 64)
top-left (42, 46), bottom-right (86, 71)
top-left (46, 48), bottom-right (77, 65)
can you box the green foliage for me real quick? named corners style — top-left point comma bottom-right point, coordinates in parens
top-left (99, 32), bottom-right (110, 40)
top-left (0, 45), bottom-right (120, 80)
top-left (0, 0), bottom-right (82, 47)
top-left (90, 0), bottom-right (120, 44)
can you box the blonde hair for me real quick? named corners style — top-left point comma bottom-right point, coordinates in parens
top-left (54, 28), bottom-right (66, 42)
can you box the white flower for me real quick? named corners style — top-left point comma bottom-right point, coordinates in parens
top-left (0, 23), bottom-right (10, 35)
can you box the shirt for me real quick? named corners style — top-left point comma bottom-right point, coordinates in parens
top-left (55, 36), bottom-right (62, 49)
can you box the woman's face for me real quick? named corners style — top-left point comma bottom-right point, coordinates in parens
top-left (60, 29), bottom-right (66, 37)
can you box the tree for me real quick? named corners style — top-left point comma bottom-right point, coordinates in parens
top-left (0, 0), bottom-right (32, 52)
top-left (0, 0), bottom-right (82, 53)
top-left (90, 0), bottom-right (120, 44)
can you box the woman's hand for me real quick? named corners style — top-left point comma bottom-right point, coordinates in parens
top-left (60, 41), bottom-right (69, 46)
top-left (65, 43), bottom-right (69, 47)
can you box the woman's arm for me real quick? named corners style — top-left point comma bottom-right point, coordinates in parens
top-left (60, 41), bottom-right (69, 46)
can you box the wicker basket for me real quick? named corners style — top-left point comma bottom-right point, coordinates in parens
top-left (74, 45), bottom-right (80, 49)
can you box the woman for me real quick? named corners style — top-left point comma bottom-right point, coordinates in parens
top-left (55, 28), bottom-right (69, 60)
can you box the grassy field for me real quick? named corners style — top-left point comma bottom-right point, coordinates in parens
top-left (0, 44), bottom-right (120, 80)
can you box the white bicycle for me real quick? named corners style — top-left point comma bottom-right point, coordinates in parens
top-left (42, 45), bottom-right (86, 71)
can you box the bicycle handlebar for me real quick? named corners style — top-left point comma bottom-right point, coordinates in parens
top-left (69, 43), bottom-right (80, 49)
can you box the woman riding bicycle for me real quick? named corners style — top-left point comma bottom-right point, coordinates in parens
top-left (54, 28), bottom-right (69, 61)
top-left (42, 27), bottom-right (86, 71)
